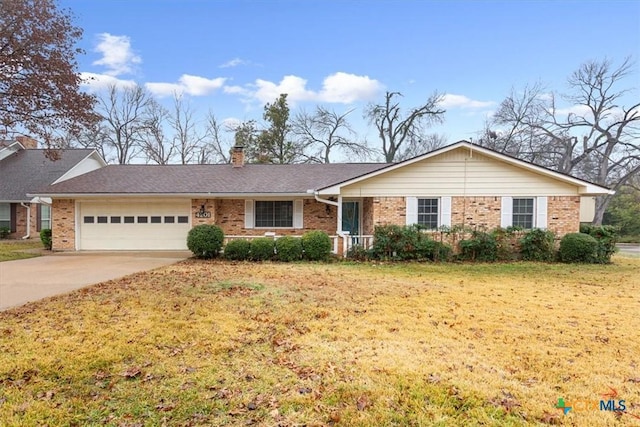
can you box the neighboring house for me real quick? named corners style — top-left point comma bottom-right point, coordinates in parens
top-left (31, 141), bottom-right (612, 253)
top-left (0, 137), bottom-right (106, 240)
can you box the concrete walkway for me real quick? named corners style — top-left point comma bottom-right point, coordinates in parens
top-left (617, 243), bottom-right (640, 256)
top-left (0, 251), bottom-right (190, 311)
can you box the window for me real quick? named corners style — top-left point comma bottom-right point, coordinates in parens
top-left (512, 198), bottom-right (534, 229)
top-left (97, 216), bottom-right (108, 224)
top-left (417, 198), bottom-right (439, 229)
top-left (150, 216), bottom-right (162, 223)
top-left (177, 216), bottom-right (189, 223)
top-left (124, 216), bottom-right (135, 223)
top-left (83, 216), bottom-right (94, 224)
top-left (137, 216), bottom-right (148, 223)
top-left (0, 203), bottom-right (11, 229)
top-left (164, 216), bottom-right (175, 223)
top-left (255, 201), bottom-right (293, 228)
top-left (39, 205), bottom-right (51, 230)
top-left (110, 216), bottom-right (121, 224)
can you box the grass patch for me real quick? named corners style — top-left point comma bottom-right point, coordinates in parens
top-left (0, 257), bottom-right (639, 425)
top-left (0, 239), bottom-right (44, 262)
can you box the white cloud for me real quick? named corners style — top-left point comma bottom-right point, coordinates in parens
top-left (221, 117), bottom-right (242, 129)
top-left (145, 74), bottom-right (227, 97)
top-left (219, 58), bottom-right (248, 68)
top-left (92, 33), bottom-right (141, 76)
top-left (232, 72), bottom-right (383, 105)
top-left (80, 72), bottom-right (137, 91)
top-left (320, 72), bottom-right (383, 103)
top-left (439, 94), bottom-right (495, 109)
top-left (553, 104), bottom-right (593, 117)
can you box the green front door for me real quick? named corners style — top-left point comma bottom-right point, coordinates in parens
top-left (342, 201), bottom-right (360, 237)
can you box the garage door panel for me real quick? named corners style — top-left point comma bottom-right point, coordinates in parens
top-left (79, 201), bottom-right (190, 250)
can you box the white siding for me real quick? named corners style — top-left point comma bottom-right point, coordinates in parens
top-left (340, 148), bottom-right (579, 197)
top-left (54, 154), bottom-right (105, 183)
top-left (579, 197), bottom-right (596, 222)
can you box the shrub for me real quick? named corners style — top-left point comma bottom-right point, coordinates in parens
top-left (0, 226), bottom-right (10, 239)
top-left (559, 233), bottom-right (598, 263)
top-left (431, 241), bottom-right (453, 262)
top-left (224, 239), bottom-right (251, 261)
top-left (40, 228), bottom-right (52, 250)
top-left (580, 224), bottom-right (619, 263)
top-left (458, 231), bottom-right (498, 262)
top-left (186, 224), bottom-right (224, 259)
top-left (275, 236), bottom-right (303, 262)
top-left (520, 228), bottom-right (556, 262)
top-left (371, 224), bottom-right (432, 260)
top-left (491, 227), bottom-right (520, 261)
top-left (346, 244), bottom-right (371, 261)
top-left (250, 238), bottom-right (275, 261)
top-left (301, 230), bottom-right (332, 261)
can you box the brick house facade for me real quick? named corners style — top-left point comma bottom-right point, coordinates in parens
top-left (38, 142), bottom-right (611, 252)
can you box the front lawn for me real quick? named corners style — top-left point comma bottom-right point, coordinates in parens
top-left (1, 258), bottom-right (639, 425)
top-left (0, 239), bottom-right (44, 262)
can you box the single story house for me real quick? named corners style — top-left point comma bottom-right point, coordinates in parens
top-left (30, 141), bottom-right (612, 254)
top-left (0, 137), bottom-right (105, 239)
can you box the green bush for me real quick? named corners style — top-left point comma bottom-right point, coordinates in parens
top-left (186, 224), bottom-right (224, 259)
top-left (458, 231), bottom-right (498, 262)
top-left (559, 233), bottom-right (598, 263)
top-left (520, 228), bottom-right (556, 262)
top-left (250, 238), bottom-right (275, 261)
top-left (491, 227), bottom-right (520, 261)
top-left (301, 230), bottom-right (332, 261)
top-left (224, 239), bottom-right (251, 261)
top-left (0, 226), bottom-right (10, 239)
top-left (371, 224), bottom-right (429, 260)
top-left (431, 241), bottom-right (453, 262)
top-left (40, 228), bottom-right (52, 250)
top-left (275, 236), bottom-right (303, 262)
top-left (580, 224), bottom-right (619, 263)
top-left (346, 244), bottom-right (371, 261)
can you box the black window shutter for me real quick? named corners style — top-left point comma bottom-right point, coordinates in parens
top-left (10, 203), bottom-right (17, 232)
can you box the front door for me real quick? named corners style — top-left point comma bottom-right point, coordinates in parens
top-left (342, 201), bottom-right (360, 239)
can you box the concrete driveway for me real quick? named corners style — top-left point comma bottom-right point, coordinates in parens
top-left (0, 251), bottom-right (190, 311)
top-left (617, 243), bottom-right (640, 256)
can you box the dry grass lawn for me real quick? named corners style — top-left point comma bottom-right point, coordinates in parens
top-left (1, 256), bottom-right (639, 426)
top-left (0, 239), bottom-right (44, 262)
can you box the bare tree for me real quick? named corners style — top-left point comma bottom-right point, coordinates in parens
top-left (292, 106), bottom-right (371, 163)
top-left (170, 94), bottom-right (202, 165)
top-left (0, 0), bottom-right (97, 147)
top-left (95, 84), bottom-right (154, 164)
top-left (141, 100), bottom-right (174, 165)
top-left (365, 91), bottom-right (445, 162)
top-left (198, 112), bottom-right (233, 164)
top-left (478, 58), bottom-right (640, 224)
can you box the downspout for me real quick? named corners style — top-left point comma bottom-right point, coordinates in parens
top-left (313, 192), bottom-right (349, 256)
top-left (20, 202), bottom-right (30, 239)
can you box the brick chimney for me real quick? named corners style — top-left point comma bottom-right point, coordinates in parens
top-left (231, 145), bottom-right (245, 168)
top-left (16, 136), bottom-right (38, 149)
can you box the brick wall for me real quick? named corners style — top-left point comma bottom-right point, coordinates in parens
top-left (7, 203), bottom-right (40, 239)
top-left (191, 199), bottom-right (216, 226)
top-left (371, 197), bottom-right (405, 227)
top-left (362, 197), bottom-right (374, 234)
top-left (547, 196), bottom-right (580, 235)
top-left (451, 196), bottom-right (502, 230)
top-left (52, 199), bottom-right (75, 250)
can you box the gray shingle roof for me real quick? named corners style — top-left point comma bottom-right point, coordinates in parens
top-left (0, 149), bottom-right (95, 201)
top-left (36, 163), bottom-right (390, 195)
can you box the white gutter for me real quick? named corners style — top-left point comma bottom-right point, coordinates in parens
top-left (27, 192), bottom-right (314, 199)
top-left (20, 202), bottom-right (30, 239)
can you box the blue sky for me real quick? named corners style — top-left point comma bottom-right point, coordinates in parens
top-left (61, 0), bottom-right (640, 160)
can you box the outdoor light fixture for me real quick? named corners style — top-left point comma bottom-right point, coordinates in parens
top-left (199, 204), bottom-right (206, 215)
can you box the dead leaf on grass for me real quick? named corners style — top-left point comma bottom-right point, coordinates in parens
top-left (121, 367), bottom-right (142, 379)
top-left (539, 411), bottom-right (561, 424)
top-left (356, 395), bottom-right (370, 411)
top-left (627, 377), bottom-right (640, 383)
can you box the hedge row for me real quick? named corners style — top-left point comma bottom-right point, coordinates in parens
top-left (349, 224), bottom-right (618, 264)
top-left (186, 225), bottom-right (331, 261)
top-left (187, 224), bottom-right (619, 264)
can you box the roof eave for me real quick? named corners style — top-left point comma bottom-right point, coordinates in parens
top-left (27, 192), bottom-right (315, 199)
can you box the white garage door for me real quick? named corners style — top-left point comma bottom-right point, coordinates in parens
top-left (79, 201), bottom-right (191, 250)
